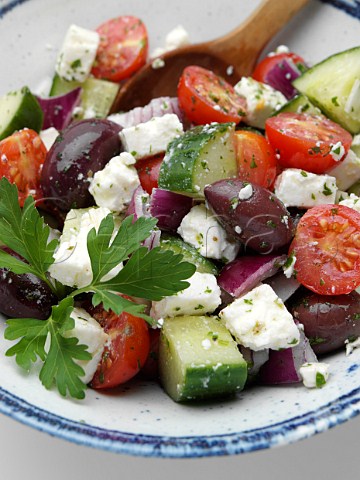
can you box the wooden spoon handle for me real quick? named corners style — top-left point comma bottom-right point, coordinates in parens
top-left (208, 0), bottom-right (310, 72)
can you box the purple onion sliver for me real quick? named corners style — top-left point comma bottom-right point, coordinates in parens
top-left (36, 88), bottom-right (82, 130)
top-left (265, 58), bottom-right (302, 99)
top-left (150, 188), bottom-right (193, 233)
top-left (259, 329), bottom-right (317, 385)
top-left (126, 185), bottom-right (150, 220)
top-left (218, 254), bottom-right (287, 299)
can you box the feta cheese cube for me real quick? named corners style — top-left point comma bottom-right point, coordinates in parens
top-left (328, 150), bottom-right (360, 190)
top-left (178, 204), bottom-right (240, 262)
top-left (339, 193), bottom-right (360, 213)
top-left (234, 77), bottom-right (287, 128)
top-left (120, 114), bottom-right (183, 160)
top-left (55, 24), bottom-right (99, 82)
top-left (299, 362), bottom-right (330, 388)
top-left (49, 207), bottom-right (122, 287)
top-left (89, 152), bottom-right (140, 212)
top-left (219, 284), bottom-right (300, 351)
top-left (150, 272), bottom-right (221, 319)
top-left (274, 168), bottom-right (337, 208)
top-left (40, 127), bottom-right (59, 151)
top-left (64, 308), bottom-right (108, 384)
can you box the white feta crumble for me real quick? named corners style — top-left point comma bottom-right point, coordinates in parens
top-left (151, 25), bottom-right (190, 58)
top-left (345, 336), bottom-right (360, 356)
top-left (274, 168), bottom-right (337, 208)
top-left (120, 114), bottom-right (184, 160)
top-left (89, 152), bottom-right (140, 213)
top-left (238, 184), bottom-right (253, 201)
top-left (49, 207), bottom-right (122, 288)
top-left (283, 253), bottom-right (296, 279)
top-left (234, 77), bottom-right (287, 129)
top-left (152, 58), bottom-right (165, 69)
top-left (201, 339), bottom-right (212, 350)
top-left (60, 307), bottom-right (108, 384)
top-left (55, 24), bottom-right (99, 82)
top-left (150, 272), bottom-right (221, 320)
top-left (328, 150), bottom-right (360, 190)
top-left (226, 65), bottom-right (234, 76)
top-left (275, 45), bottom-right (290, 54)
top-left (177, 204), bottom-right (240, 262)
top-left (40, 127), bottom-right (59, 151)
top-left (219, 284), bottom-right (300, 351)
top-left (299, 362), bottom-right (330, 389)
top-left (329, 141), bottom-right (345, 162)
top-left (339, 193), bottom-right (360, 213)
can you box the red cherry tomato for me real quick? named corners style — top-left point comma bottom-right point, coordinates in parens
top-left (0, 129), bottom-right (46, 206)
top-left (91, 16), bottom-right (148, 82)
top-left (135, 153), bottom-right (164, 194)
top-left (235, 130), bottom-right (277, 189)
top-left (265, 113), bottom-right (352, 174)
top-left (289, 204), bottom-right (360, 295)
top-left (90, 306), bottom-right (150, 389)
top-left (252, 52), bottom-right (306, 84)
top-left (177, 66), bottom-right (247, 125)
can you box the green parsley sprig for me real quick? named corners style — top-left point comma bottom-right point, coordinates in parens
top-left (0, 178), bottom-right (195, 399)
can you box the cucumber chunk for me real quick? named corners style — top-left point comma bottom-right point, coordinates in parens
top-left (160, 234), bottom-right (219, 275)
top-left (275, 94), bottom-right (321, 116)
top-left (0, 86), bottom-right (43, 140)
top-left (158, 122), bottom-right (237, 198)
top-left (159, 315), bottom-right (247, 402)
top-left (293, 47), bottom-right (360, 134)
top-left (49, 74), bottom-right (119, 119)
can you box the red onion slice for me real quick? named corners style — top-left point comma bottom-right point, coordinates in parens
top-left (259, 328), bottom-right (317, 384)
top-left (218, 254), bottom-right (287, 299)
top-left (149, 188), bottom-right (193, 233)
top-left (36, 88), bottom-right (82, 130)
top-left (265, 58), bottom-right (303, 99)
top-left (108, 97), bottom-right (184, 127)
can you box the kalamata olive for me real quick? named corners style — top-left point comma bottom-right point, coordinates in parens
top-left (289, 290), bottom-right (360, 355)
top-left (40, 119), bottom-right (122, 213)
top-left (0, 247), bottom-right (57, 320)
top-left (204, 179), bottom-right (294, 254)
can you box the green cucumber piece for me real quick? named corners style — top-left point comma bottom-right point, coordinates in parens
top-left (158, 122), bottom-right (237, 198)
top-left (0, 86), bottom-right (43, 140)
top-left (275, 94), bottom-right (321, 115)
top-left (160, 234), bottom-right (219, 275)
top-left (159, 315), bottom-right (247, 402)
top-left (49, 74), bottom-right (119, 119)
top-left (293, 47), bottom-right (360, 134)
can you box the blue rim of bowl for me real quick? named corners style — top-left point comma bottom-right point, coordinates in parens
top-left (1, 384), bottom-right (360, 457)
top-left (0, 0), bottom-right (360, 458)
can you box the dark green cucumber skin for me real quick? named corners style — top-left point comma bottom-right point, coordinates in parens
top-left (293, 47), bottom-right (360, 134)
top-left (275, 95), bottom-right (321, 116)
top-left (158, 122), bottom-right (236, 196)
top-left (49, 74), bottom-right (80, 96)
top-left (0, 87), bottom-right (43, 140)
top-left (160, 234), bottom-right (218, 275)
top-left (159, 315), bottom-right (247, 402)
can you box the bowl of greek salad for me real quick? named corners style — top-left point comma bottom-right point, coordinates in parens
top-left (0, 0), bottom-right (360, 458)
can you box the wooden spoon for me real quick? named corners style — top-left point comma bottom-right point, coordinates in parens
top-left (112, 0), bottom-right (309, 112)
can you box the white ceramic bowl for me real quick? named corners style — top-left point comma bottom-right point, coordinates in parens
top-left (0, 0), bottom-right (360, 458)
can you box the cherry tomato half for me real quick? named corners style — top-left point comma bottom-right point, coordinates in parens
top-left (177, 66), bottom-right (247, 125)
top-left (91, 16), bottom-right (148, 82)
top-left (289, 204), bottom-right (360, 295)
top-left (90, 306), bottom-right (150, 389)
top-left (135, 153), bottom-right (164, 194)
top-left (235, 130), bottom-right (277, 189)
top-left (252, 52), bottom-right (306, 84)
top-left (265, 113), bottom-right (352, 174)
top-left (0, 128), bottom-right (46, 206)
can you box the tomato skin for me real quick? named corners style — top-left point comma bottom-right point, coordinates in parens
top-left (0, 129), bottom-right (46, 206)
top-left (265, 113), bottom-right (352, 174)
top-left (135, 154), bottom-right (164, 194)
top-left (235, 130), bottom-right (277, 189)
top-left (90, 307), bottom-right (150, 389)
top-left (177, 66), bottom-right (247, 125)
top-left (289, 204), bottom-right (360, 295)
top-left (91, 16), bottom-right (148, 82)
top-left (252, 52), bottom-right (306, 84)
